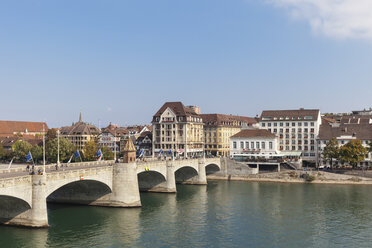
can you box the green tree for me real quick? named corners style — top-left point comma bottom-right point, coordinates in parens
top-left (83, 140), bottom-right (98, 161)
top-left (31, 145), bottom-right (43, 164)
top-left (322, 138), bottom-right (340, 169)
top-left (46, 138), bottom-right (75, 163)
top-left (0, 143), bottom-right (5, 161)
top-left (46, 129), bottom-right (57, 142)
top-left (339, 140), bottom-right (367, 169)
top-left (100, 146), bottom-right (114, 160)
top-left (13, 140), bottom-right (33, 162)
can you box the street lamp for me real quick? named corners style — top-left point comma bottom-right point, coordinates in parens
top-left (57, 129), bottom-right (60, 167)
top-left (43, 125), bottom-right (46, 174)
top-left (114, 132), bottom-right (117, 162)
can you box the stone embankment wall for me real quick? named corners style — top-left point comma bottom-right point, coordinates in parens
top-left (207, 158), bottom-right (258, 179)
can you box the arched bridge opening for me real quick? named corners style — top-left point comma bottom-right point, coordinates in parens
top-left (137, 171), bottom-right (167, 192)
top-left (47, 180), bottom-right (112, 205)
top-left (0, 195), bottom-right (31, 225)
top-left (175, 166), bottom-right (199, 184)
top-left (205, 163), bottom-right (220, 175)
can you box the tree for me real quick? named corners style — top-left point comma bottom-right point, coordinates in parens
top-left (83, 140), bottom-right (98, 161)
top-left (339, 140), bottom-right (367, 169)
top-left (13, 140), bottom-right (33, 162)
top-left (100, 146), bottom-right (114, 160)
top-left (322, 138), bottom-right (340, 169)
top-left (31, 145), bottom-right (43, 164)
top-left (46, 129), bottom-right (57, 142)
top-left (46, 137), bottom-right (75, 163)
top-left (0, 143), bottom-right (5, 161)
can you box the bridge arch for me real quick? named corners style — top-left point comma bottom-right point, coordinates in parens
top-left (137, 171), bottom-right (167, 192)
top-left (175, 166), bottom-right (199, 184)
top-left (47, 180), bottom-right (113, 205)
top-left (0, 195), bottom-right (31, 224)
top-left (205, 163), bottom-right (221, 175)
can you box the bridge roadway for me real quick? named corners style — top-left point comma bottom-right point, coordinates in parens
top-left (0, 158), bottom-right (222, 228)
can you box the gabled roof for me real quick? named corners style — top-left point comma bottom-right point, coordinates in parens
top-left (231, 129), bottom-right (276, 139)
top-left (0, 120), bottom-right (48, 135)
top-left (153, 102), bottom-right (199, 119)
top-left (60, 122), bottom-right (100, 136)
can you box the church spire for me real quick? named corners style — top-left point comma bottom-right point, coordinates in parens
top-left (79, 111), bottom-right (82, 122)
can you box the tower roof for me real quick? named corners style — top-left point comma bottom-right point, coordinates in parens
top-left (123, 137), bottom-right (136, 152)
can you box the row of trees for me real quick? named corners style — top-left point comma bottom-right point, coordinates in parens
top-left (322, 138), bottom-right (371, 168)
top-left (0, 138), bottom-right (114, 164)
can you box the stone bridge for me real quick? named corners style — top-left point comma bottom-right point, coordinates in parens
top-left (0, 158), bottom-right (221, 227)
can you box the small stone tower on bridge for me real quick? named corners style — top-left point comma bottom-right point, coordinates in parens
top-left (123, 137), bottom-right (136, 163)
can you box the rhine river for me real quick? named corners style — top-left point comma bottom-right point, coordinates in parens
top-left (2, 181), bottom-right (372, 248)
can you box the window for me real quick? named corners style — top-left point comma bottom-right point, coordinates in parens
top-left (256, 142), bottom-right (260, 149)
top-left (304, 122), bottom-right (308, 127)
top-left (246, 142), bottom-right (249, 149)
top-left (262, 142), bottom-right (265, 149)
top-left (269, 142), bottom-right (273, 149)
top-left (310, 122), bottom-right (314, 126)
top-left (274, 123), bottom-right (278, 127)
top-left (280, 123), bottom-right (284, 127)
top-left (262, 123), bottom-right (266, 127)
top-left (240, 142), bottom-right (244, 149)
top-left (233, 142), bottom-right (237, 149)
top-left (292, 122), bottom-right (296, 127)
top-left (268, 123), bottom-right (272, 127)
top-left (298, 122), bottom-right (302, 127)
top-left (251, 142), bottom-right (254, 149)
top-left (286, 123), bottom-right (290, 127)
top-left (273, 129), bottom-right (277, 133)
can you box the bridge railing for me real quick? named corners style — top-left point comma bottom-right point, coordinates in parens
top-left (0, 160), bottom-right (115, 175)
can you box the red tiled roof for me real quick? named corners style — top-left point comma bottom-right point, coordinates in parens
top-left (231, 129), bottom-right (276, 139)
top-left (201, 114), bottom-right (257, 127)
top-left (0, 121), bottom-right (48, 136)
top-left (260, 109), bottom-right (320, 121)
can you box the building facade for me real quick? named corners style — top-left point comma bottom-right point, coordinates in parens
top-left (230, 129), bottom-right (277, 155)
top-left (201, 114), bottom-right (257, 156)
top-left (135, 131), bottom-right (152, 156)
top-left (259, 109), bottom-right (321, 163)
top-left (60, 113), bottom-right (100, 150)
top-left (318, 115), bottom-right (372, 167)
top-left (152, 102), bottom-right (204, 157)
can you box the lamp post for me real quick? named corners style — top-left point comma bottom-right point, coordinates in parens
top-left (57, 129), bottom-right (60, 166)
top-left (114, 132), bottom-right (117, 162)
top-left (43, 125), bottom-right (46, 174)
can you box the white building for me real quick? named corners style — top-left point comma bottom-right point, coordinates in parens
top-left (230, 129), bottom-right (278, 155)
top-left (318, 115), bottom-right (372, 167)
top-left (258, 108), bottom-right (321, 164)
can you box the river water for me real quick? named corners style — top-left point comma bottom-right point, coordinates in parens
top-left (1, 181), bottom-right (372, 248)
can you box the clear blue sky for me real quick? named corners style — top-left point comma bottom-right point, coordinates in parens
top-left (1, 0), bottom-right (372, 128)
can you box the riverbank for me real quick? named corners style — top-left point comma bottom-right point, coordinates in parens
top-left (207, 170), bottom-right (372, 185)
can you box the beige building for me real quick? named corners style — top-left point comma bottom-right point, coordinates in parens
top-left (152, 102), bottom-right (204, 157)
top-left (60, 113), bottom-right (100, 150)
top-left (201, 114), bottom-right (257, 156)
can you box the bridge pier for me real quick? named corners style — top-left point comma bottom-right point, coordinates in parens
top-left (95, 163), bottom-right (141, 207)
top-left (4, 175), bottom-right (49, 228)
top-left (195, 158), bottom-right (207, 185)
